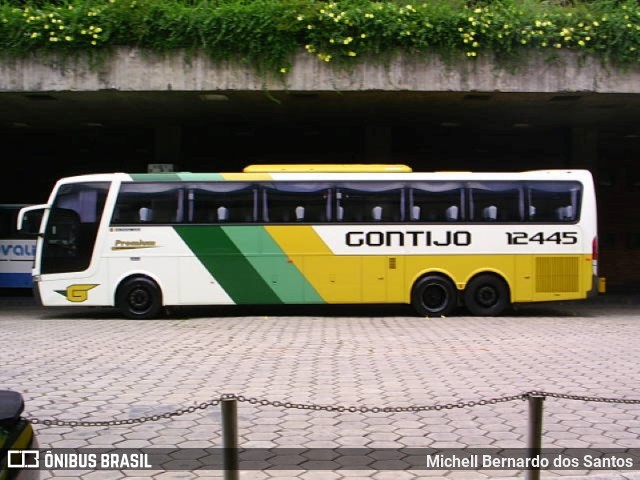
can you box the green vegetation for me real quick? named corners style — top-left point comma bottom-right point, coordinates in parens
top-left (0, 0), bottom-right (639, 75)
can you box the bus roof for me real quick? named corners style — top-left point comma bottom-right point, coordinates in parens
top-left (52, 169), bottom-right (595, 185)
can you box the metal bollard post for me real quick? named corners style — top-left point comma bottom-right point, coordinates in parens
top-left (525, 394), bottom-right (545, 480)
top-left (221, 398), bottom-right (239, 480)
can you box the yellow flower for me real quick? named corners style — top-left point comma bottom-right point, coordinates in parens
top-left (279, 67), bottom-right (288, 74)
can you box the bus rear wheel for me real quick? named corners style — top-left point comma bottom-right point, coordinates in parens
top-left (116, 276), bottom-right (163, 320)
top-left (411, 275), bottom-right (457, 317)
top-left (463, 274), bottom-right (509, 316)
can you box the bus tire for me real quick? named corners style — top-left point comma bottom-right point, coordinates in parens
top-left (411, 275), bottom-right (457, 317)
top-left (116, 276), bottom-right (163, 320)
top-left (463, 274), bottom-right (510, 317)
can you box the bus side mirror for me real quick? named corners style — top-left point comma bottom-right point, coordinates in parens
top-left (17, 205), bottom-right (46, 236)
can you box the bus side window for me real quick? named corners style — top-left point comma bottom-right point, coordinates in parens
top-left (410, 183), bottom-right (464, 222)
top-left (189, 183), bottom-right (255, 224)
top-left (469, 182), bottom-right (522, 222)
top-left (115, 183), bottom-right (181, 225)
top-left (527, 181), bottom-right (581, 222)
top-left (262, 183), bottom-right (330, 223)
top-left (336, 183), bottom-right (403, 223)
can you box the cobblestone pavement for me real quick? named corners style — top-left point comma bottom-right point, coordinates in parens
top-left (2, 294), bottom-right (640, 480)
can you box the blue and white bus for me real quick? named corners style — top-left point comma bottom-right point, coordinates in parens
top-left (0, 204), bottom-right (40, 289)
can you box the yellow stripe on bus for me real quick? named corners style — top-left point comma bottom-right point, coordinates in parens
top-left (244, 164), bottom-right (412, 173)
top-left (220, 172), bottom-right (273, 181)
top-left (263, 226), bottom-right (592, 305)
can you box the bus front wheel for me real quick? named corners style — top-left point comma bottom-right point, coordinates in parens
top-left (116, 277), bottom-right (163, 320)
top-left (463, 274), bottom-right (509, 316)
top-left (411, 275), bottom-right (457, 317)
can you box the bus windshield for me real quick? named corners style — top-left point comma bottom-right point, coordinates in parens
top-left (41, 182), bottom-right (110, 275)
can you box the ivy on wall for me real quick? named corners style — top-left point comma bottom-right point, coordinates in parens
top-left (0, 0), bottom-right (638, 75)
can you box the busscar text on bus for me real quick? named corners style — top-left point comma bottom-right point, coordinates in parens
top-left (17, 164), bottom-right (599, 319)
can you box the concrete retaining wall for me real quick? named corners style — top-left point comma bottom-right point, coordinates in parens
top-left (1, 48), bottom-right (639, 93)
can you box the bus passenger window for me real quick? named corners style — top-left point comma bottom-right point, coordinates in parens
top-left (335, 182), bottom-right (403, 223)
top-left (188, 183), bottom-right (255, 224)
top-left (114, 183), bottom-right (182, 225)
top-left (410, 183), bottom-right (464, 222)
top-left (262, 183), bottom-right (330, 223)
top-left (527, 181), bottom-right (581, 222)
top-left (469, 182), bottom-right (522, 222)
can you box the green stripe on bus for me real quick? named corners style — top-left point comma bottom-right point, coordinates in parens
top-left (175, 173), bottom-right (225, 181)
top-left (222, 227), bottom-right (324, 304)
top-left (174, 226), bottom-right (282, 304)
top-left (130, 173), bottom-right (183, 181)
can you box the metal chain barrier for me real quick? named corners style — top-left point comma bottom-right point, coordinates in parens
top-left (529, 390), bottom-right (640, 404)
top-left (23, 390), bottom-right (640, 427)
top-left (27, 398), bottom-right (222, 427)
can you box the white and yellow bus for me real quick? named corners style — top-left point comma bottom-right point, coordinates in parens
top-left (18, 165), bottom-right (598, 319)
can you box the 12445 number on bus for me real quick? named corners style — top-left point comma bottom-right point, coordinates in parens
top-left (506, 231), bottom-right (578, 245)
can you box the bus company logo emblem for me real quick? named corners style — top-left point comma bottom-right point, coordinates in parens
top-left (111, 239), bottom-right (157, 251)
top-left (55, 284), bottom-right (98, 302)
